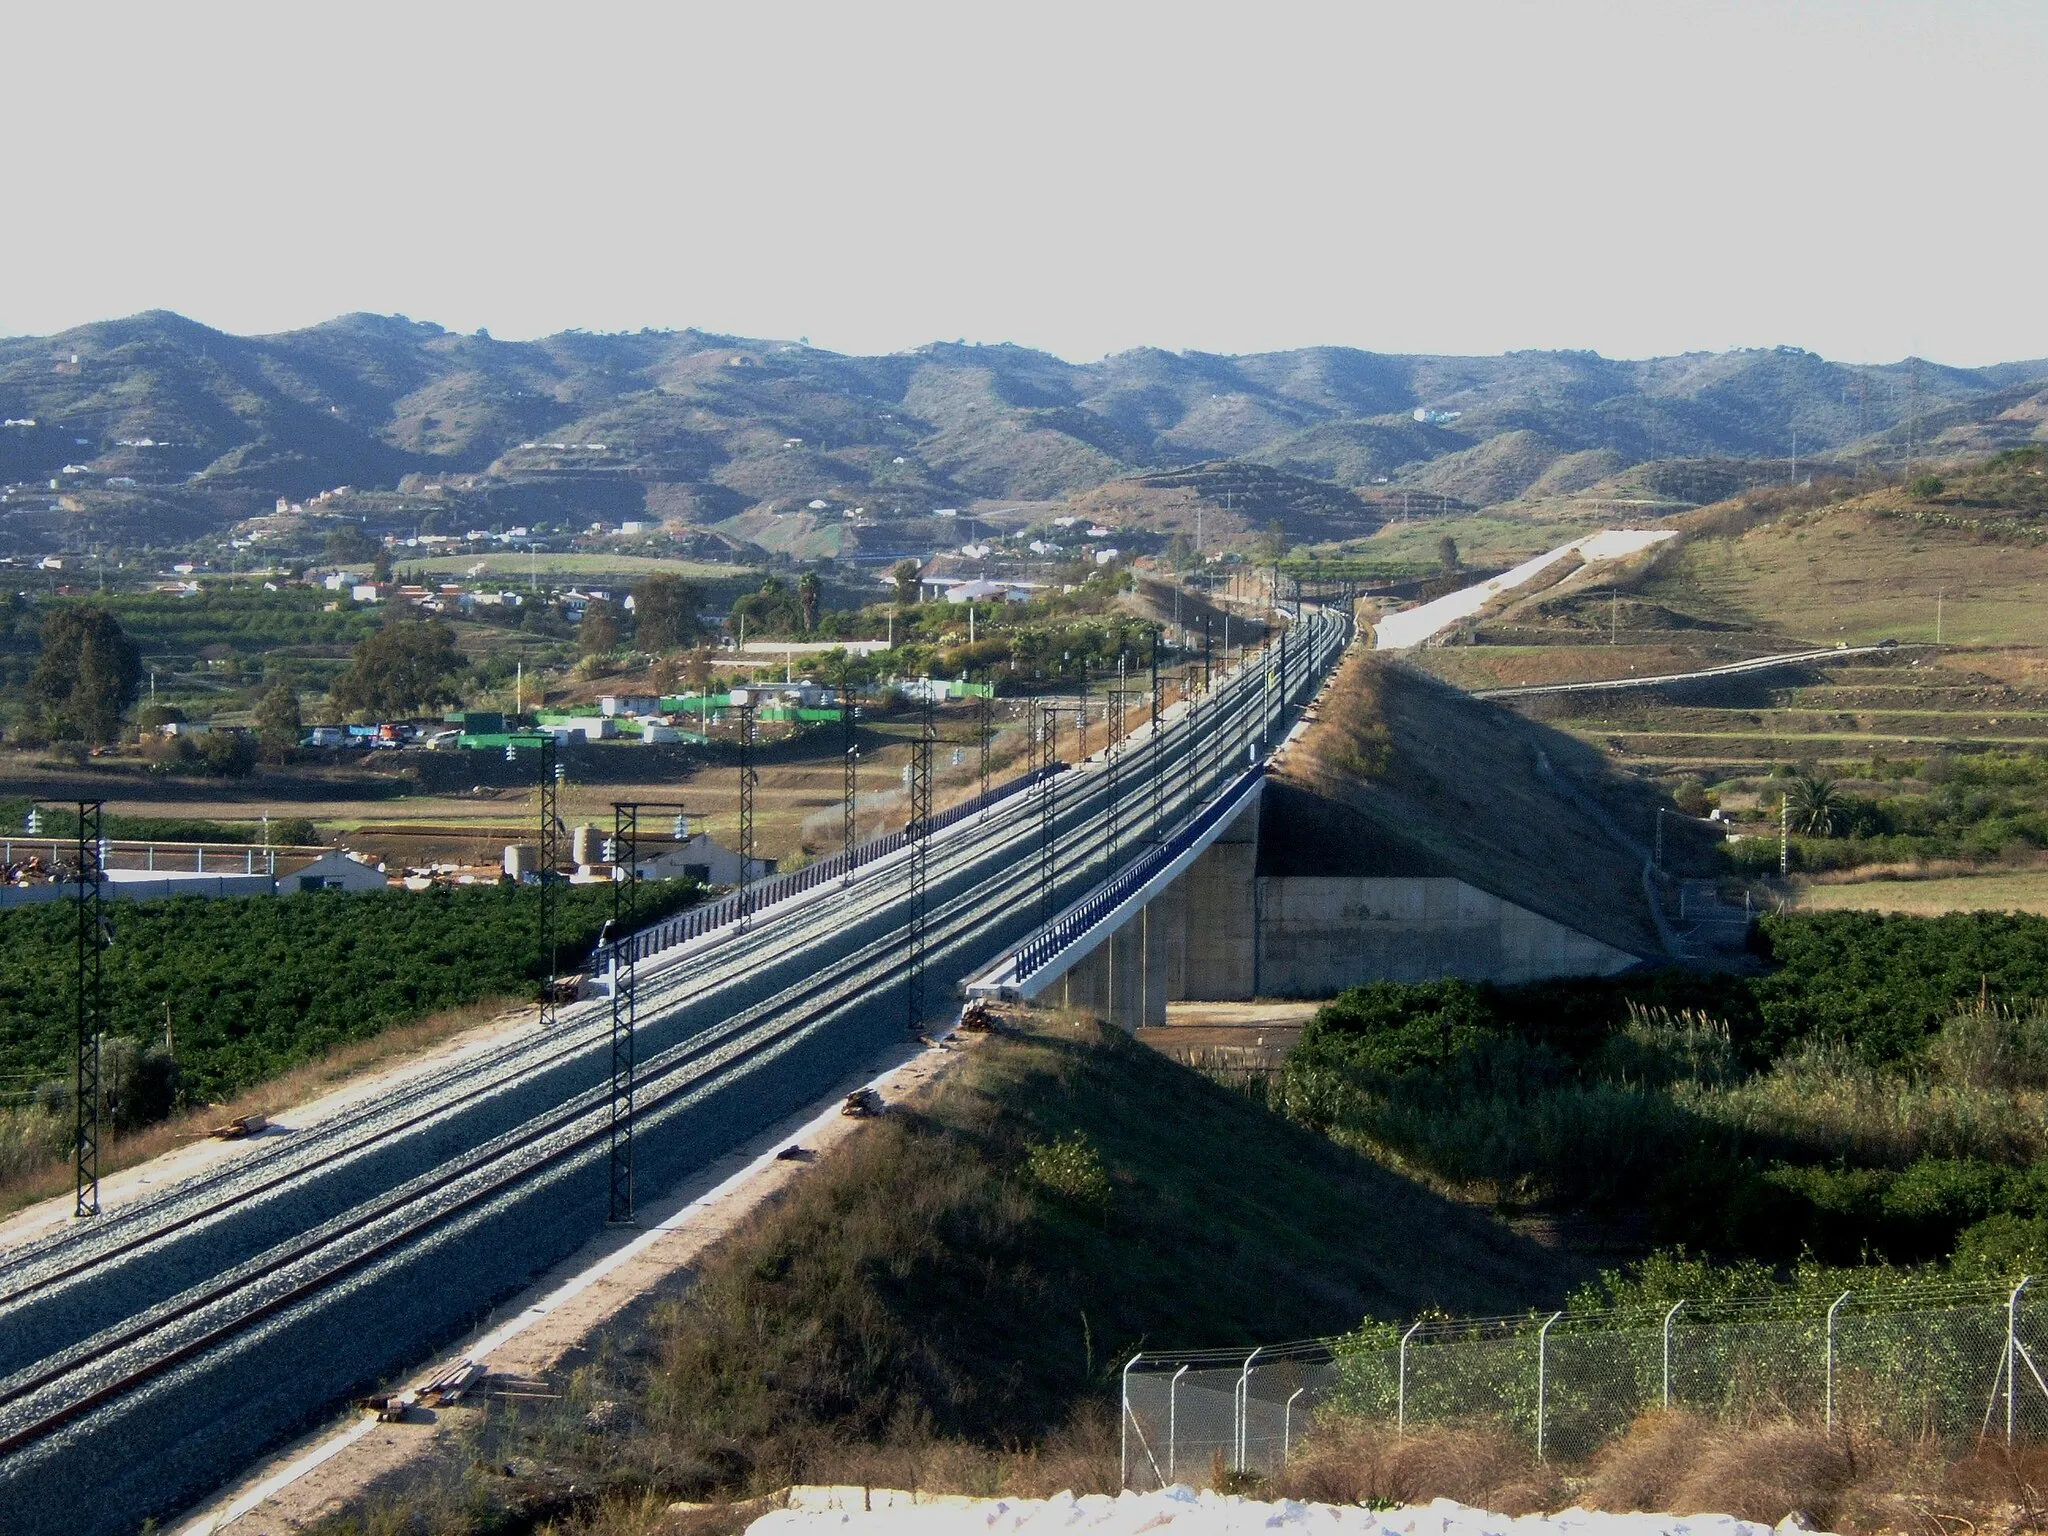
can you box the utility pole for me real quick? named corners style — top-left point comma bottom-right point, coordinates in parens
top-left (905, 693), bottom-right (935, 1033)
top-left (1655, 806), bottom-right (1666, 872)
top-left (1610, 589), bottom-right (1619, 646)
top-left (1780, 793), bottom-right (1790, 878)
top-left (71, 800), bottom-right (106, 1218)
top-left (1936, 588), bottom-right (1945, 645)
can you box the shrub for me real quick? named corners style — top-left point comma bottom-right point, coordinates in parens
top-left (1022, 1132), bottom-right (1111, 1209)
top-left (1304, 979), bottom-right (1497, 1076)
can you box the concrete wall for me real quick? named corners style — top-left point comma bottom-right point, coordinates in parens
top-left (1057, 802), bottom-right (1637, 1030)
top-left (1059, 787), bottom-right (1261, 1029)
top-left (1253, 876), bottom-right (1639, 992)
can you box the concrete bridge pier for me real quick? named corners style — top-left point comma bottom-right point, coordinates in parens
top-left (1059, 785), bottom-right (1262, 1029)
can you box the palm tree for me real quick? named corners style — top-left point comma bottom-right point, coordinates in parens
top-left (1786, 773), bottom-right (1843, 836)
top-left (797, 571), bottom-right (822, 633)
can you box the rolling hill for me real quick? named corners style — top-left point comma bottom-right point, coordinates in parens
top-left (2, 312), bottom-right (2044, 555)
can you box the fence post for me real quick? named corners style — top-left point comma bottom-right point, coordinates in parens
top-left (1234, 1348), bottom-right (1262, 1470)
top-left (1397, 1320), bottom-right (1422, 1436)
top-left (1168, 1364), bottom-right (1188, 1482)
top-left (1284, 1386), bottom-right (1305, 1462)
top-left (2010, 1276), bottom-right (2033, 1449)
top-left (1536, 1312), bottom-right (1562, 1461)
top-left (1121, 1353), bottom-right (1143, 1490)
top-left (1825, 1291), bottom-right (1851, 1434)
top-left (1662, 1301), bottom-right (1685, 1412)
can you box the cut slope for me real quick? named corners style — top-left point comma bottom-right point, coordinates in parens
top-left (1273, 651), bottom-right (1667, 959)
top-left (504, 1014), bottom-right (1583, 1498)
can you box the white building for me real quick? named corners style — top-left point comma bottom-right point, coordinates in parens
top-left (630, 833), bottom-right (773, 886)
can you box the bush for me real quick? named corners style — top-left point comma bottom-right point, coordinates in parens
top-left (1302, 979), bottom-right (1497, 1076)
top-left (1023, 1132), bottom-right (1111, 1208)
top-left (1909, 474), bottom-right (1946, 497)
top-left (198, 730), bottom-right (258, 778)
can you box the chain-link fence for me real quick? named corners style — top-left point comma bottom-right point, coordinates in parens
top-left (1121, 1279), bottom-right (2048, 1489)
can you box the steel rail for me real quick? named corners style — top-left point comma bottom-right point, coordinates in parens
top-left (0, 690), bottom-right (1275, 1455)
top-left (0, 613), bottom-right (1317, 1308)
top-left (0, 610), bottom-right (1349, 1459)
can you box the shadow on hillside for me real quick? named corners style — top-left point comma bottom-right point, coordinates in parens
top-left (1274, 654), bottom-right (1728, 959)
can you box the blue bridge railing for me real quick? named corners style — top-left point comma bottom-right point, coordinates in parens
top-left (1008, 763), bottom-right (1265, 986)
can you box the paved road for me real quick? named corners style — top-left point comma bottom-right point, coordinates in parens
top-left (0, 611), bottom-right (1351, 1536)
top-left (1470, 643), bottom-right (1911, 699)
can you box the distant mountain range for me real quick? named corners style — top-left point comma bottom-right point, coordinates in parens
top-left (2, 310), bottom-right (2045, 555)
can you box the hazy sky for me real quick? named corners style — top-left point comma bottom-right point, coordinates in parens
top-left (7, 2), bottom-right (2043, 366)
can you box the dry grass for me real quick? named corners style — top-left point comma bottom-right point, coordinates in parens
top-left (1275, 1410), bottom-right (2048, 1533)
top-left (1685, 1037), bottom-right (2048, 1168)
top-left (1795, 870), bottom-right (2048, 918)
top-left (1276, 1419), bottom-right (1559, 1513)
top-left (0, 995), bottom-right (527, 1216)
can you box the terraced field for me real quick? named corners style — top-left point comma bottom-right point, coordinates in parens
top-left (1404, 466), bottom-right (2048, 897)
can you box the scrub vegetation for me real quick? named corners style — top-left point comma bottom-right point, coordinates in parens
top-left (1274, 912), bottom-right (2048, 1271)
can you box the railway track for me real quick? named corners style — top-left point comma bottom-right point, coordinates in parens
top-left (0, 610), bottom-right (1350, 1536)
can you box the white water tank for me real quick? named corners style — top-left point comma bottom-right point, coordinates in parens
top-left (572, 824), bottom-right (603, 867)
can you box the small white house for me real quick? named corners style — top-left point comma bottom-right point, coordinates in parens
top-left (599, 694), bottom-right (660, 718)
top-left (631, 833), bottom-right (773, 886)
top-left (283, 849), bottom-right (390, 895)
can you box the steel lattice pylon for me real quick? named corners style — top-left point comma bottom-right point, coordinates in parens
top-left (842, 695), bottom-right (858, 877)
top-left (736, 700), bottom-right (756, 923)
top-left (72, 801), bottom-right (105, 1218)
top-left (603, 799), bottom-right (690, 1223)
top-left (1037, 699), bottom-right (1056, 929)
top-left (1150, 632), bottom-right (1164, 843)
top-left (534, 735), bottom-right (563, 1029)
top-left (609, 802), bottom-right (639, 1222)
top-left (906, 694), bottom-right (935, 1032)
top-left (978, 685), bottom-right (992, 806)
